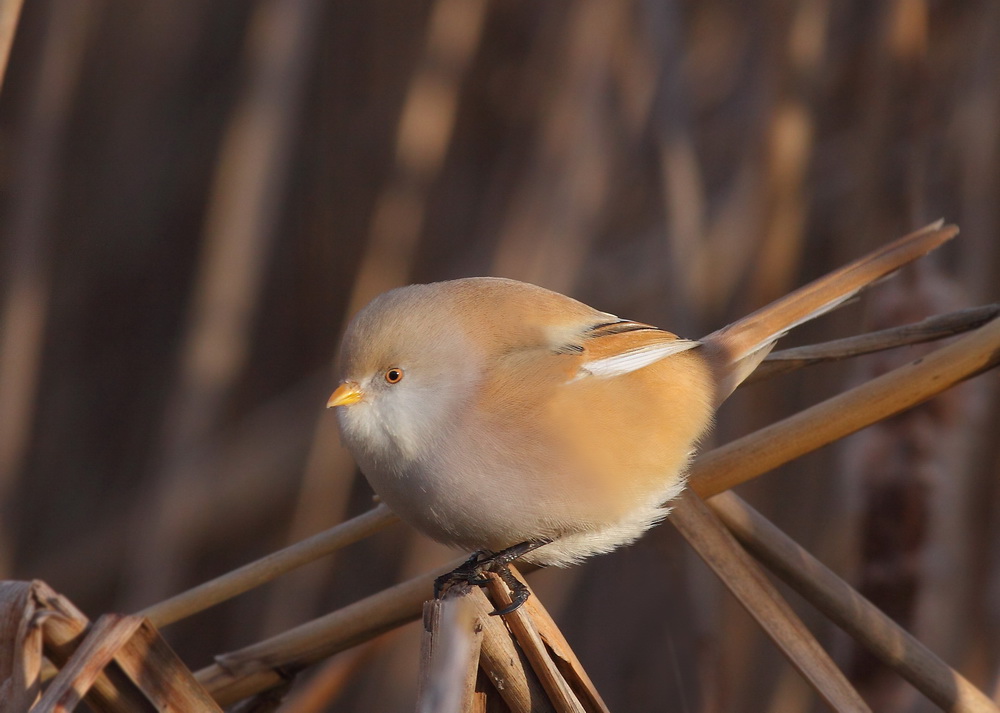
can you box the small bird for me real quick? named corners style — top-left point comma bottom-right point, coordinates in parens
top-left (328, 223), bottom-right (955, 610)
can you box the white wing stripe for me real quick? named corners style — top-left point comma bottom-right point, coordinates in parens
top-left (579, 339), bottom-right (701, 378)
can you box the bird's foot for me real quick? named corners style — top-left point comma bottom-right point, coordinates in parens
top-left (433, 551), bottom-right (490, 597)
top-left (433, 539), bottom-right (550, 615)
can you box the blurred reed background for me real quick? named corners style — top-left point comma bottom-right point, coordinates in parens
top-left (1, 0), bottom-right (998, 711)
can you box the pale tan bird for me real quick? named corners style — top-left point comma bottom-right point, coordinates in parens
top-left (328, 223), bottom-right (956, 610)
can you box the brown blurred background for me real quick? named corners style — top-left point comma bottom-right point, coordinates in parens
top-left (1, 0), bottom-right (999, 711)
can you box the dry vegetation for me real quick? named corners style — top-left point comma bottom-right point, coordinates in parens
top-left (1, 1), bottom-right (999, 711)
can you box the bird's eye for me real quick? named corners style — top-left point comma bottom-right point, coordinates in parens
top-left (384, 368), bottom-right (404, 384)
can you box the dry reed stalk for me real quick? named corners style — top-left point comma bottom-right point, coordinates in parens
top-left (483, 574), bottom-right (587, 713)
top-left (485, 570), bottom-right (610, 713)
top-left (844, 273), bottom-right (974, 709)
top-left (31, 581), bottom-right (150, 713)
top-left (0, 0), bottom-right (24, 92)
top-left (33, 615), bottom-right (152, 712)
top-left (750, 304), bottom-right (1000, 383)
top-left (1, 581), bottom-right (44, 710)
top-left (193, 560), bottom-right (456, 705)
top-left (689, 311), bottom-right (1000, 499)
top-left (515, 572), bottom-right (610, 713)
top-left (229, 682), bottom-right (294, 713)
top-left (140, 503), bottom-right (397, 628)
top-left (258, 427), bottom-right (358, 637)
top-left (121, 0), bottom-right (324, 609)
top-left (189, 309), bottom-right (1000, 706)
top-left (109, 618), bottom-right (224, 711)
top-left (669, 492), bottom-right (871, 712)
top-left (0, 580), bottom-right (223, 712)
top-left (37, 615), bottom-right (224, 713)
top-left (419, 571), bottom-right (608, 713)
top-left (710, 491), bottom-right (1000, 713)
top-left (428, 580), bottom-right (555, 713)
top-left (468, 584), bottom-right (555, 713)
top-left (417, 584), bottom-right (483, 713)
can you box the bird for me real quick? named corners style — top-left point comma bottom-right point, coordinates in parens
top-left (327, 223), bottom-right (956, 611)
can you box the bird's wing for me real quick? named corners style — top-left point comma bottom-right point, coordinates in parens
top-left (569, 320), bottom-right (701, 379)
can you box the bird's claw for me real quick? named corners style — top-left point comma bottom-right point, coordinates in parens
top-left (489, 564), bottom-right (531, 616)
top-left (433, 539), bottom-right (550, 615)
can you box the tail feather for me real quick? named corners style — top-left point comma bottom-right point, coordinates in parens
top-left (703, 221), bottom-right (958, 404)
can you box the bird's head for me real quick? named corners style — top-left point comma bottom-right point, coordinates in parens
top-left (327, 284), bottom-right (483, 472)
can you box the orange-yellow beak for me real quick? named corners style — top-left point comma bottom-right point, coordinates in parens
top-left (327, 382), bottom-right (364, 408)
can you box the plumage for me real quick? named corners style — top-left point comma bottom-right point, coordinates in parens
top-left (330, 223), bottom-right (957, 567)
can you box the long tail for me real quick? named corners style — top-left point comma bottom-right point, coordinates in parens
top-left (702, 221), bottom-right (959, 404)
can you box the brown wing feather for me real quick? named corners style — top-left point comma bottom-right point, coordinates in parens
top-left (582, 322), bottom-right (684, 358)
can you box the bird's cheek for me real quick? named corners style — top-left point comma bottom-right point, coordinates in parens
top-left (334, 401), bottom-right (372, 445)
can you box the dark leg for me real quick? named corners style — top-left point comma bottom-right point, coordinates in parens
top-left (485, 538), bottom-right (551, 569)
top-left (491, 564), bottom-right (531, 616)
top-left (433, 538), bottom-right (551, 615)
